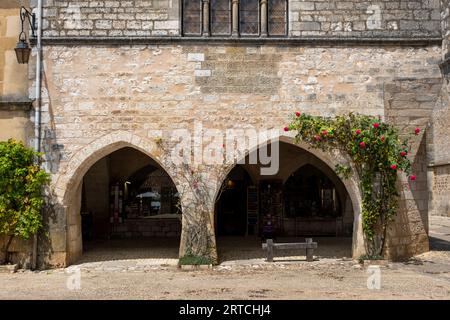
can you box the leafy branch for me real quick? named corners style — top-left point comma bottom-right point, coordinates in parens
top-left (286, 112), bottom-right (420, 256)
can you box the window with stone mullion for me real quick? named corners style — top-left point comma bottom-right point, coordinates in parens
top-left (183, 0), bottom-right (202, 36)
top-left (268, 0), bottom-right (287, 36)
top-left (239, 0), bottom-right (259, 36)
top-left (211, 0), bottom-right (232, 35)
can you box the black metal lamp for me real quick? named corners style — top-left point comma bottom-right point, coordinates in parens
top-left (15, 7), bottom-right (36, 64)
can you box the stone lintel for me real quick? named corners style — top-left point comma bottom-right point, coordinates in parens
top-left (0, 100), bottom-right (33, 111)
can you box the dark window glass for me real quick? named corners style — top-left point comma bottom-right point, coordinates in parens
top-left (239, 0), bottom-right (259, 35)
top-left (183, 0), bottom-right (202, 35)
top-left (211, 0), bottom-right (231, 35)
top-left (268, 0), bottom-right (287, 36)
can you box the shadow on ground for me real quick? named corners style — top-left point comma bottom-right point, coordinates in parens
top-left (429, 236), bottom-right (450, 251)
top-left (76, 236), bottom-right (352, 264)
top-left (217, 237), bottom-right (352, 263)
top-left (79, 237), bottom-right (180, 263)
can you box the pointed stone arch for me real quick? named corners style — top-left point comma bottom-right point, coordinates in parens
top-left (51, 131), bottom-right (181, 265)
top-left (212, 133), bottom-right (365, 259)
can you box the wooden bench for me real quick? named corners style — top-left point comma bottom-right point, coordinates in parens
top-left (262, 238), bottom-right (318, 262)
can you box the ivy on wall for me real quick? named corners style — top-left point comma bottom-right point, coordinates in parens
top-left (285, 112), bottom-right (420, 257)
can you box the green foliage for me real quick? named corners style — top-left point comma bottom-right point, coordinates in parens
top-left (288, 113), bottom-right (418, 256)
top-left (179, 248), bottom-right (213, 265)
top-left (358, 254), bottom-right (384, 263)
top-left (0, 139), bottom-right (50, 246)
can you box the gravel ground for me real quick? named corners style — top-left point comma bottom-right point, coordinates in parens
top-left (0, 221), bottom-right (449, 300)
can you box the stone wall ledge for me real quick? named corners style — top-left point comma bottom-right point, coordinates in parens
top-left (36, 36), bottom-right (443, 47)
top-left (0, 100), bottom-right (33, 111)
top-left (428, 161), bottom-right (450, 168)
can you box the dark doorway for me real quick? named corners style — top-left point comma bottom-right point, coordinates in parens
top-left (215, 166), bottom-right (254, 236)
top-left (79, 147), bottom-right (181, 260)
top-left (282, 164), bottom-right (346, 236)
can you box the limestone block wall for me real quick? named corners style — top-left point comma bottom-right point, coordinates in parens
top-left (112, 219), bottom-right (181, 238)
top-left (426, 1), bottom-right (450, 218)
top-left (0, 1), bottom-right (32, 144)
top-left (383, 78), bottom-right (442, 257)
top-left (442, 0), bottom-right (450, 55)
top-left (0, 1), bottom-right (29, 101)
top-left (32, 44), bottom-right (442, 265)
top-left (38, 0), bottom-right (442, 39)
top-left (288, 0), bottom-right (441, 37)
top-left (39, 0), bottom-right (180, 37)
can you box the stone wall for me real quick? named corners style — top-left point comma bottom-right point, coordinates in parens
top-left (427, 1), bottom-right (450, 218)
top-left (429, 165), bottom-right (450, 217)
top-left (384, 78), bottom-right (442, 257)
top-left (443, 0), bottom-right (450, 55)
top-left (112, 219), bottom-right (181, 238)
top-left (289, 0), bottom-right (441, 37)
top-left (39, 0), bottom-right (442, 38)
top-left (40, 0), bottom-right (180, 37)
top-left (0, 1), bottom-right (32, 144)
top-left (33, 44), bottom-right (442, 265)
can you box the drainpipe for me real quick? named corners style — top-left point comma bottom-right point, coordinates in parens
top-left (31, 0), bottom-right (43, 271)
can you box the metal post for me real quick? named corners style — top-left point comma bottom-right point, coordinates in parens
top-left (32, 0), bottom-right (43, 271)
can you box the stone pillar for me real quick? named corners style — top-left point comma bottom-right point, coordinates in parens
top-left (202, 0), bottom-right (210, 37)
top-left (260, 0), bottom-right (268, 37)
top-left (232, 0), bottom-right (239, 37)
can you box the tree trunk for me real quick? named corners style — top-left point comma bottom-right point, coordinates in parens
top-left (0, 235), bottom-right (14, 265)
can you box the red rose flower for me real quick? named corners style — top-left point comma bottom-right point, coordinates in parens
top-left (284, 127), bottom-right (289, 132)
top-left (390, 164), bottom-right (397, 170)
top-left (380, 136), bottom-right (385, 142)
top-left (322, 130), bottom-right (328, 136)
top-left (314, 135), bottom-right (321, 141)
top-left (410, 175), bottom-right (416, 181)
top-left (415, 128), bottom-right (421, 135)
top-left (373, 123), bottom-right (380, 129)
top-left (400, 151), bottom-right (407, 157)
top-left (355, 129), bottom-right (361, 135)
top-left (359, 141), bottom-right (366, 148)
top-left (295, 111), bottom-right (301, 117)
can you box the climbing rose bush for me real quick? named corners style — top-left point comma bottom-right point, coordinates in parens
top-left (286, 112), bottom-right (419, 257)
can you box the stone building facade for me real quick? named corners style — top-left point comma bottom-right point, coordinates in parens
top-left (428, 0), bottom-right (450, 218)
top-left (1, 0), bottom-right (449, 267)
top-left (0, 0), bottom-right (32, 142)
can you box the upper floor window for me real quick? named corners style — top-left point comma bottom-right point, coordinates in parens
top-left (240, 0), bottom-right (260, 36)
top-left (268, 0), bottom-right (287, 36)
top-left (182, 0), bottom-right (287, 37)
top-left (182, 0), bottom-right (202, 36)
top-left (211, 0), bottom-right (232, 35)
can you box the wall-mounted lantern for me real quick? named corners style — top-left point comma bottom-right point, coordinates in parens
top-left (15, 7), bottom-right (36, 64)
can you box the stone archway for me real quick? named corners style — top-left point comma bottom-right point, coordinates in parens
top-left (52, 131), bottom-right (181, 265)
top-left (212, 134), bottom-right (365, 260)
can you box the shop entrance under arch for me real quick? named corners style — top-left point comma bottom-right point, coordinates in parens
top-left (76, 147), bottom-right (182, 263)
top-left (214, 141), bottom-right (355, 263)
